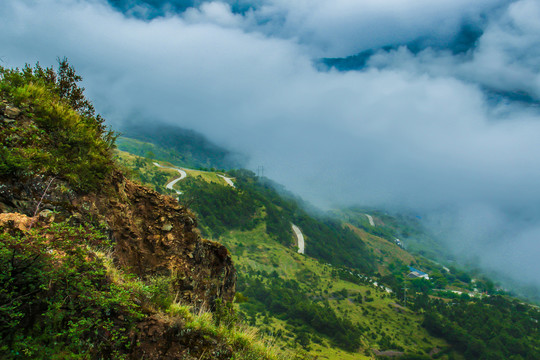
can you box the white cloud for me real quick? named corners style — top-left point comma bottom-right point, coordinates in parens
top-left (1, 0), bottom-right (540, 288)
top-left (183, 2), bottom-right (245, 28)
top-left (241, 0), bottom-right (510, 56)
top-left (368, 0), bottom-right (540, 101)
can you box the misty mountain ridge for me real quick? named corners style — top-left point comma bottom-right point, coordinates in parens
top-left (118, 118), bottom-right (540, 304)
top-left (6, 1), bottom-right (540, 287)
top-left (118, 120), bottom-right (246, 170)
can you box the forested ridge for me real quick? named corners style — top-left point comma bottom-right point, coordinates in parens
top-left (422, 295), bottom-right (540, 359)
top-left (178, 169), bottom-right (377, 274)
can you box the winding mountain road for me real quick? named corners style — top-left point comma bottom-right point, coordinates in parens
top-left (217, 174), bottom-right (235, 188)
top-left (292, 224), bottom-right (305, 254)
top-left (153, 162), bottom-right (186, 195)
top-left (153, 162), bottom-right (236, 193)
top-left (365, 214), bottom-right (375, 226)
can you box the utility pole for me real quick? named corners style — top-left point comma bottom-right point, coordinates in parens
top-left (403, 285), bottom-right (408, 307)
top-left (257, 165), bottom-right (264, 177)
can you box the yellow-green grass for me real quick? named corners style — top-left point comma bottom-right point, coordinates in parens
top-left (114, 149), bottom-right (449, 358)
top-left (184, 169), bottom-right (233, 187)
top-left (114, 150), bottom-right (233, 190)
top-left (96, 248), bottom-right (288, 360)
top-left (219, 225), bottom-right (449, 359)
top-left (345, 224), bottom-right (416, 275)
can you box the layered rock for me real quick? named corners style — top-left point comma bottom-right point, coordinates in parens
top-left (74, 172), bottom-right (236, 307)
top-left (0, 170), bottom-right (235, 308)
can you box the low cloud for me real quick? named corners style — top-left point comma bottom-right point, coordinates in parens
top-left (369, 0), bottom-right (540, 102)
top-left (1, 0), bottom-right (539, 290)
top-left (242, 0), bottom-right (510, 56)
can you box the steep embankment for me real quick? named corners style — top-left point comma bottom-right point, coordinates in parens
top-left (0, 62), bottom-right (286, 360)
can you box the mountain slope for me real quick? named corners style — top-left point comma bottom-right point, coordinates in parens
top-left (116, 151), bottom-right (451, 358)
top-left (117, 143), bottom-right (540, 359)
top-left (0, 61), bottom-right (286, 360)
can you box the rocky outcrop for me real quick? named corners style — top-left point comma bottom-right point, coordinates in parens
top-left (0, 170), bottom-right (236, 309)
top-left (129, 315), bottom-right (234, 360)
top-left (73, 171), bottom-right (236, 307)
top-left (4, 105), bottom-right (21, 118)
top-left (0, 212), bottom-right (34, 232)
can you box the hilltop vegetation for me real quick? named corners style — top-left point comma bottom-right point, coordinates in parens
top-left (0, 59), bottom-right (116, 192)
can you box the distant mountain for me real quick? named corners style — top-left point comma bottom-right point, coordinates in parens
top-left (118, 121), bottom-right (246, 170)
top-left (321, 23), bottom-right (484, 72)
top-left (107, 0), bottom-right (254, 18)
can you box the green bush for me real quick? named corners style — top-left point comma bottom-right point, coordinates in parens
top-left (0, 60), bottom-right (116, 192)
top-left (0, 220), bottom-right (142, 359)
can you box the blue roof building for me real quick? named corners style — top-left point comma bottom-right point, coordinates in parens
top-left (407, 266), bottom-right (430, 280)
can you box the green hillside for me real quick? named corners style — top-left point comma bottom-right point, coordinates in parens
top-left (115, 152), bottom-right (447, 358)
top-left (117, 147), bottom-right (540, 360)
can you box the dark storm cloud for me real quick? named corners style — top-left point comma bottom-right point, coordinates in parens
top-left (1, 0), bottom-right (539, 289)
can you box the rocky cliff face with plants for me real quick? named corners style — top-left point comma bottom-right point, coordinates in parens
top-left (0, 164), bottom-right (236, 308)
top-left (0, 62), bottom-right (279, 360)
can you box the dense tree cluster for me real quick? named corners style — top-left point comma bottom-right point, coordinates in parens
top-left (182, 176), bottom-right (259, 237)
top-left (238, 270), bottom-right (363, 352)
top-left (422, 296), bottom-right (540, 360)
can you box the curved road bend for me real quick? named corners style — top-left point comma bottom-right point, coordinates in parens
top-left (365, 214), bottom-right (375, 226)
top-left (217, 174), bottom-right (235, 188)
top-left (292, 224), bottom-right (305, 254)
top-left (153, 162), bottom-right (187, 195)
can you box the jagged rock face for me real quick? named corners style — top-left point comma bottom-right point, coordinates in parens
top-left (0, 171), bottom-right (236, 308)
top-left (73, 172), bottom-right (236, 307)
top-left (0, 176), bottom-right (76, 216)
top-left (129, 315), bottom-right (234, 360)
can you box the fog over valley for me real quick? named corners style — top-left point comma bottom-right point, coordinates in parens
top-left (2, 0), bottom-right (540, 294)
